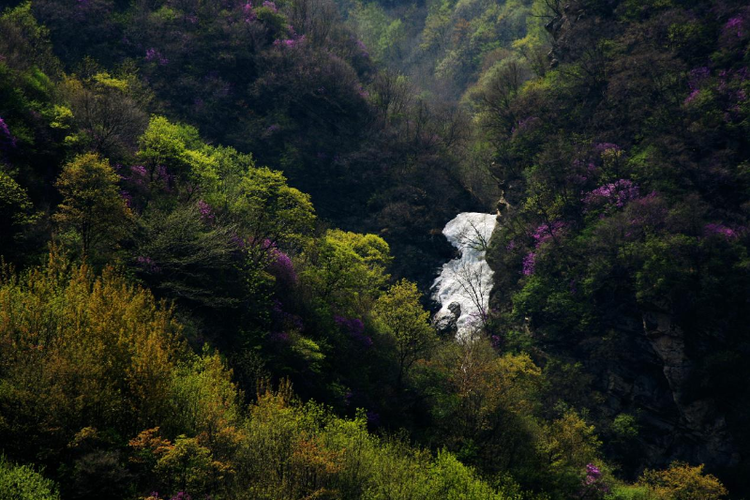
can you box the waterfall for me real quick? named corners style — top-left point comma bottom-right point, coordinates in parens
top-left (431, 212), bottom-right (497, 338)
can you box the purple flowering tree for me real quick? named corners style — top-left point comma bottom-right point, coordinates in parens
top-left (0, 116), bottom-right (17, 150)
top-left (704, 223), bottom-right (740, 240)
top-left (197, 200), bottom-right (215, 224)
top-left (522, 252), bottom-right (536, 276)
top-left (578, 463), bottom-right (609, 499)
top-left (334, 315), bottom-right (373, 348)
top-left (582, 179), bottom-right (640, 213)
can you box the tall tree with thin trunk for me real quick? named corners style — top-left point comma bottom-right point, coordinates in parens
top-left (53, 152), bottom-right (133, 258)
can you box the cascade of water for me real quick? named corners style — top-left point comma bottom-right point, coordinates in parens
top-left (431, 212), bottom-right (497, 338)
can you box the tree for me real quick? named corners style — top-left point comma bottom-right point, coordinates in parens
top-left (373, 279), bottom-right (436, 386)
top-left (638, 462), bottom-right (728, 500)
top-left (0, 455), bottom-right (59, 500)
top-left (61, 68), bottom-right (150, 161)
top-left (0, 170), bottom-right (36, 255)
top-left (53, 153), bottom-right (133, 258)
top-left (134, 203), bottom-right (244, 311)
top-left (0, 253), bottom-right (182, 461)
top-left (230, 166), bottom-right (316, 257)
top-left (302, 229), bottom-right (391, 315)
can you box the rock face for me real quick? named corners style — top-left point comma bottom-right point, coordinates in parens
top-left (640, 308), bottom-right (738, 468)
top-left (553, 306), bottom-right (740, 476)
top-left (433, 302), bottom-right (461, 336)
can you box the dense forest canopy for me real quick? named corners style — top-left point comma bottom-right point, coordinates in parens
top-left (1, 0), bottom-right (749, 499)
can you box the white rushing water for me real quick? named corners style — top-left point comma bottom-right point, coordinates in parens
top-left (432, 212), bottom-right (497, 338)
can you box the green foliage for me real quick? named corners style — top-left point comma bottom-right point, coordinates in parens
top-left (350, 2), bottom-right (408, 63)
top-left (53, 153), bottom-right (133, 259)
top-left (0, 170), bottom-right (37, 250)
top-left (611, 414), bottom-right (639, 441)
top-left (605, 484), bottom-right (654, 500)
top-left (0, 2), bottom-right (59, 75)
top-left (0, 456), bottom-right (59, 500)
top-left (1, 0), bottom-right (748, 498)
top-left (154, 435), bottom-right (232, 496)
top-left (237, 383), bottom-right (511, 500)
top-left (230, 166), bottom-right (316, 252)
top-left (134, 204), bottom-right (243, 310)
top-left (638, 462), bottom-right (728, 500)
top-left (60, 69), bottom-right (150, 160)
top-left (373, 279), bottom-right (435, 384)
top-left (0, 254), bottom-right (182, 458)
top-left (169, 348), bottom-right (243, 440)
top-left (302, 229), bottom-right (391, 315)
top-left (137, 116), bottom-right (210, 193)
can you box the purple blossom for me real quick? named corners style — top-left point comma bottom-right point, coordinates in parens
top-left (490, 335), bottom-right (502, 349)
top-left (570, 174), bottom-right (589, 185)
top-left (334, 315), bottom-right (373, 348)
top-left (268, 249), bottom-right (298, 285)
top-left (136, 256), bottom-right (161, 274)
top-left (270, 331), bottom-right (290, 343)
top-left (684, 67), bottom-right (711, 104)
top-left (197, 200), bottom-right (215, 223)
top-left (522, 252), bottom-right (536, 276)
top-left (242, 2), bottom-right (256, 22)
top-left (231, 232), bottom-right (246, 249)
top-left (582, 179), bottom-right (640, 211)
top-left (120, 190), bottom-right (133, 208)
top-left (270, 300), bottom-right (304, 335)
top-left (156, 165), bottom-right (173, 191)
top-left (130, 164), bottom-right (148, 179)
top-left (273, 35), bottom-right (305, 48)
top-left (356, 39), bottom-right (369, 57)
top-left (724, 17), bottom-right (745, 38)
top-left (0, 116), bottom-right (16, 149)
top-left (579, 463), bottom-right (609, 498)
top-left (593, 142), bottom-right (620, 154)
top-left (145, 48), bottom-right (169, 65)
top-left (704, 223), bottom-right (739, 239)
top-left (684, 88), bottom-right (701, 104)
top-left (531, 221), bottom-right (566, 248)
top-left (511, 116), bottom-right (539, 135)
top-left (586, 463), bottom-right (601, 479)
top-left (169, 493), bottom-right (192, 500)
top-left (261, 0), bottom-right (278, 12)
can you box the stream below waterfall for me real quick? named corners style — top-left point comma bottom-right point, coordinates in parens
top-left (431, 212), bottom-right (497, 338)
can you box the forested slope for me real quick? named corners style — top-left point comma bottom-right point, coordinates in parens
top-left (0, 0), bottom-right (747, 499)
